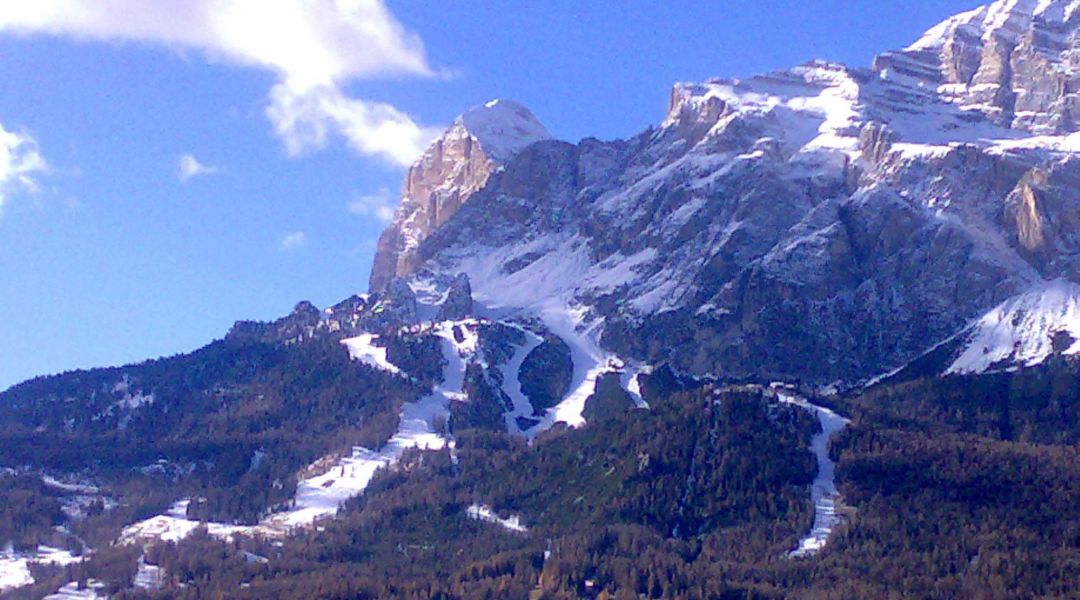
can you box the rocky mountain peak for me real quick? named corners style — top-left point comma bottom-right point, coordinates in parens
top-left (907, 0), bottom-right (1080, 52)
top-left (368, 99), bottom-right (550, 292)
top-left (875, 0), bottom-right (1080, 134)
top-left (456, 99), bottom-right (552, 163)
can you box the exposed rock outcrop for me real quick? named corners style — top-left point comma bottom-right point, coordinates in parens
top-left (875, 0), bottom-right (1080, 134)
top-left (582, 372), bottom-right (636, 423)
top-left (518, 335), bottom-right (574, 415)
top-left (369, 100), bottom-right (550, 292)
top-left (227, 301), bottom-right (322, 345)
top-left (436, 273), bottom-right (473, 321)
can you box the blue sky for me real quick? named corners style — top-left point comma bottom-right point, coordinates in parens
top-left (0, 0), bottom-right (983, 390)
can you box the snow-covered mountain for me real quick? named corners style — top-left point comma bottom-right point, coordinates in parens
top-left (367, 0), bottom-right (1080, 386)
top-left (6, 3), bottom-right (1080, 596)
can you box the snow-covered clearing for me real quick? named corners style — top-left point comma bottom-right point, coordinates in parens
top-left (341, 333), bottom-right (402, 375)
top-left (0, 555), bottom-right (32, 592)
top-left (776, 389), bottom-right (850, 558)
top-left (466, 504), bottom-right (528, 533)
top-left (0, 546), bottom-right (88, 593)
top-left (134, 558), bottom-right (165, 590)
top-left (43, 580), bottom-right (105, 599)
top-left (120, 500), bottom-right (253, 544)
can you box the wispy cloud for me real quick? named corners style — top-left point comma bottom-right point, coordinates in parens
top-left (0, 120), bottom-right (46, 213)
top-left (281, 231), bottom-right (306, 251)
top-left (177, 153), bottom-right (219, 182)
top-left (0, 0), bottom-right (442, 167)
top-left (346, 187), bottom-right (396, 224)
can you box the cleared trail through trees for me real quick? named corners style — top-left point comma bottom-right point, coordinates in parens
top-left (777, 389), bottom-right (850, 558)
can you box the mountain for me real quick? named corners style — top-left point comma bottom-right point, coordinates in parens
top-left (373, 0), bottom-right (1080, 386)
top-left (1, 2), bottom-right (1079, 599)
top-left (369, 99), bottom-right (551, 292)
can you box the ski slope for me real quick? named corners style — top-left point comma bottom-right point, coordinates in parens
top-left (776, 389), bottom-right (850, 558)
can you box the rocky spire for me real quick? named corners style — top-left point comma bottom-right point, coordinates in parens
top-left (368, 99), bottom-right (550, 292)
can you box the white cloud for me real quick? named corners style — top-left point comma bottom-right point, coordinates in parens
top-left (177, 153), bottom-right (219, 182)
top-left (346, 187), bottom-right (396, 224)
top-left (0, 120), bottom-right (46, 212)
top-left (0, 0), bottom-right (442, 166)
top-left (267, 83), bottom-right (443, 166)
top-left (281, 231), bottom-right (306, 250)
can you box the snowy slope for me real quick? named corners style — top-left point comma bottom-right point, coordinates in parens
top-left (948, 279), bottom-right (1080, 374)
top-left (341, 333), bottom-right (401, 375)
top-left (498, 326), bottom-right (545, 436)
top-left (264, 320), bottom-right (476, 530)
top-left (442, 237), bottom-right (653, 431)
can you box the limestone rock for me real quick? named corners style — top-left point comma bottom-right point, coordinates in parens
top-left (436, 273), bottom-right (473, 321)
top-left (369, 100), bottom-right (550, 292)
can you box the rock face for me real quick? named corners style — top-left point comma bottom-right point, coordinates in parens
top-left (582, 372), bottom-right (635, 423)
top-left (383, 278), bottom-right (419, 323)
top-left (369, 100), bottom-right (551, 292)
top-left (876, 0), bottom-right (1080, 134)
top-left (518, 335), bottom-right (574, 415)
top-left (362, 1), bottom-right (1080, 386)
top-left (436, 273), bottom-right (473, 321)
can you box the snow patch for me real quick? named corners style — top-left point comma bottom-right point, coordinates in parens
top-left (134, 558), bottom-right (165, 590)
top-left (32, 547), bottom-right (84, 567)
top-left (342, 333), bottom-right (402, 375)
top-left (0, 554), bottom-right (32, 592)
top-left (41, 475), bottom-right (99, 495)
top-left (619, 362), bottom-right (651, 409)
top-left (120, 500), bottom-right (253, 544)
top-left (43, 580), bottom-right (106, 600)
top-left (466, 504), bottom-right (528, 533)
top-left (499, 327), bottom-right (545, 437)
top-left (0, 546), bottom-right (88, 593)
